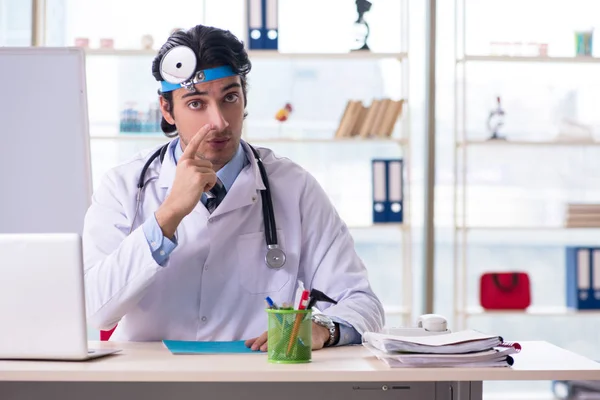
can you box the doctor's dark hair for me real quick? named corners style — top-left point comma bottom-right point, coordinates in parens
top-left (151, 25), bottom-right (252, 137)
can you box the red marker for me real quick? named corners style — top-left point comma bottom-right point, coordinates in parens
top-left (296, 290), bottom-right (310, 310)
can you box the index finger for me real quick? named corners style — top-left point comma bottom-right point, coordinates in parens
top-left (180, 124), bottom-right (213, 160)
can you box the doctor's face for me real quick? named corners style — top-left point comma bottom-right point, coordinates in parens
top-left (160, 75), bottom-right (245, 171)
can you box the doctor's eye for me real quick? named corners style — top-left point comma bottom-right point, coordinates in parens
top-left (159, 46), bottom-right (197, 84)
top-left (187, 101), bottom-right (205, 110)
top-left (224, 93), bottom-right (239, 103)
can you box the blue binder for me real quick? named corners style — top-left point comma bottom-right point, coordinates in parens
top-left (247, 0), bottom-right (278, 50)
top-left (371, 159), bottom-right (387, 223)
top-left (247, 0), bottom-right (264, 49)
top-left (566, 247), bottom-right (600, 310)
top-left (263, 0), bottom-right (279, 50)
top-left (385, 159), bottom-right (403, 223)
top-left (371, 159), bottom-right (404, 224)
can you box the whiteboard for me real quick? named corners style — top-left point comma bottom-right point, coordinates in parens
top-left (0, 47), bottom-right (92, 235)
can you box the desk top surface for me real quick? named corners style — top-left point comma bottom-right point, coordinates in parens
top-left (0, 341), bottom-right (598, 382)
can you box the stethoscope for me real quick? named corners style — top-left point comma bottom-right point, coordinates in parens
top-left (130, 141), bottom-right (286, 270)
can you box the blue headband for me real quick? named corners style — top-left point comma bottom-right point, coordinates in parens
top-left (160, 65), bottom-right (237, 93)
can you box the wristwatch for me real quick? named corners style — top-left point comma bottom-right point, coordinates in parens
top-left (312, 313), bottom-right (338, 347)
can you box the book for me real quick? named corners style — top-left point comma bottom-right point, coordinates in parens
top-left (567, 204), bottom-right (600, 214)
top-left (334, 100), bottom-right (353, 138)
top-left (381, 100), bottom-right (404, 137)
top-left (359, 99), bottom-right (382, 137)
top-left (371, 98), bottom-right (391, 136)
top-left (351, 103), bottom-right (369, 137)
top-left (335, 100), bottom-right (363, 138)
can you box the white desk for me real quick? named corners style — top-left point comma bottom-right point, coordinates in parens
top-left (0, 341), bottom-right (598, 400)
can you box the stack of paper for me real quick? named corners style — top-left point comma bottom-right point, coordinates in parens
top-left (363, 330), bottom-right (519, 368)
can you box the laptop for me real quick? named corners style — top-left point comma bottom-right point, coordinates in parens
top-left (0, 233), bottom-right (120, 360)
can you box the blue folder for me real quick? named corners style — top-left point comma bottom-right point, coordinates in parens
top-left (372, 159), bottom-right (388, 223)
top-left (385, 159), bottom-right (404, 223)
top-left (163, 340), bottom-right (261, 354)
top-left (372, 159), bottom-right (404, 224)
top-left (566, 247), bottom-right (600, 310)
top-left (247, 0), bottom-right (264, 49)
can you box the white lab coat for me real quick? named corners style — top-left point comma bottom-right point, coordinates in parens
top-left (83, 140), bottom-right (384, 341)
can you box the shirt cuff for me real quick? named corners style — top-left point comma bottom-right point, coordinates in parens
top-left (142, 213), bottom-right (178, 266)
top-left (330, 317), bottom-right (362, 346)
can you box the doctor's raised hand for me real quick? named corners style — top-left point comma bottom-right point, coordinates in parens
top-left (154, 124), bottom-right (216, 239)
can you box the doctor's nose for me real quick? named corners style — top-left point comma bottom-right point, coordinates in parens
top-left (206, 104), bottom-right (229, 133)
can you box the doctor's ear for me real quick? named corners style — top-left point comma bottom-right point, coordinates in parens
top-left (159, 96), bottom-right (175, 125)
top-left (159, 95), bottom-right (178, 138)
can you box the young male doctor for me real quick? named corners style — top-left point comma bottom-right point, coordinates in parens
top-left (83, 24), bottom-right (384, 351)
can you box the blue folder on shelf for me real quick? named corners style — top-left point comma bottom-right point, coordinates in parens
top-left (263, 0), bottom-right (279, 50)
top-left (247, 0), bottom-right (279, 50)
top-left (386, 159), bottom-right (404, 223)
top-left (372, 159), bottom-right (387, 223)
top-left (247, 0), bottom-right (264, 49)
top-left (163, 340), bottom-right (261, 355)
top-left (371, 159), bottom-right (404, 224)
top-left (566, 246), bottom-right (600, 310)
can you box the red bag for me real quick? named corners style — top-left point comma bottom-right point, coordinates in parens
top-left (479, 272), bottom-right (531, 310)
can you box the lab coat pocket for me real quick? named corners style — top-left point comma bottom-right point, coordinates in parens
top-left (237, 230), bottom-right (290, 294)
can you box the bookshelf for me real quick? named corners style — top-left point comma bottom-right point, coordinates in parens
top-left (452, 0), bottom-right (600, 331)
top-left (78, 1), bottom-right (414, 327)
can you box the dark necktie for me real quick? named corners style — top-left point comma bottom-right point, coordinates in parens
top-left (206, 179), bottom-right (226, 214)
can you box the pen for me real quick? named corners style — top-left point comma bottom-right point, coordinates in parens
top-left (265, 296), bottom-right (279, 309)
top-left (266, 296), bottom-right (284, 325)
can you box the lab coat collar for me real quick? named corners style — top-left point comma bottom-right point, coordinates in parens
top-left (241, 140), bottom-right (267, 192)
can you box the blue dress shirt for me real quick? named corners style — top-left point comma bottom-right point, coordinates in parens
top-left (141, 138), bottom-right (361, 346)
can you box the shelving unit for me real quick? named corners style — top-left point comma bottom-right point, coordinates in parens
top-left (463, 306), bottom-right (600, 317)
top-left (459, 55), bottom-right (600, 64)
top-left (90, 134), bottom-right (408, 145)
top-left (85, 48), bottom-right (408, 61)
top-left (80, 0), bottom-right (414, 327)
top-left (457, 139), bottom-right (600, 147)
top-left (452, 0), bottom-right (600, 330)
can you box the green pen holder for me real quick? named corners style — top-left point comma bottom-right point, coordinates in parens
top-left (266, 309), bottom-right (312, 364)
